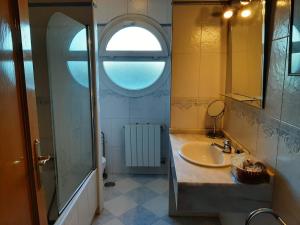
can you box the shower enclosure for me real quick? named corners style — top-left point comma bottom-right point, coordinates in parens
top-left (28, 3), bottom-right (95, 224)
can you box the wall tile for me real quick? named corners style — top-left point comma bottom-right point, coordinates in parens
top-left (281, 70), bottom-right (300, 127)
top-left (224, 100), bottom-right (260, 154)
top-left (95, 0), bottom-right (127, 24)
top-left (264, 37), bottom-right (288, 119)
top-left (198, 53), bottom-right (224, 98)
top-left (111, 118), bottom-right (129, 148)
top-left (129, 96), bottom-right (165, 120)
top-left (273, 122), bottom-right (300, 225)
top-left (171, 106), bottom-right (199, 130)
top-left (172, 53), bottom-right (200, 98)
top-left (255, 114), bottom-right (280, 169)
top-left (201, 20), bottom-right (227, 53)
top-left (100, 94), bottom-right (130, 119)
top-left (127, 0), bottom-right (147, 15)
top-left (273, 0), bottom-right (291, 40)
top-left (172, 5), bottom-right (202, 54)
top-left (148, 0), bottom-right (172, 24)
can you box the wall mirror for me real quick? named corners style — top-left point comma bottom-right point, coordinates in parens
top-left (289, 0), bottom-right (300, 75)
top-left (226, 0), bottom-right (271, 108)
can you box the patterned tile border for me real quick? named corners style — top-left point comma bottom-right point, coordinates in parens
top-left (100, 88), bottom-right (170, 98)
top-left (171, 97), bottom-right (220, 110)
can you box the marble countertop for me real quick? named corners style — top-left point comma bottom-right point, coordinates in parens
top-left (169, 133), bottom-right (273, 213)
top-left (170, 133), bottom-right (238, 185)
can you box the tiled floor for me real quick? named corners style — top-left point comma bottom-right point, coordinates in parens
top-left (92, 174), bottom-right (221, 225)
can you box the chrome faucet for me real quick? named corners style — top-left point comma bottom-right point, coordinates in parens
top-left (245, 208), bottom-right (287, 225)
top-left (211, 139), bottom-right (232, 154)
top-left (223, 139), bottom-right (232, 153)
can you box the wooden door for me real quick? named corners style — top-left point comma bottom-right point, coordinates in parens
top-left (0, 0), bottom-right (47, 224)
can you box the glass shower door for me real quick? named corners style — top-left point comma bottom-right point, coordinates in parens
top-left (46, 12), bottom-right (94, 211)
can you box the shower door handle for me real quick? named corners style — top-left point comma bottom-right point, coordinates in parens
top-left (34, 139), bottom-right (51, 166)
top-left (37, 155), bottom-right (51, 166)
top-left (34, 139), bottom-right (51, 189)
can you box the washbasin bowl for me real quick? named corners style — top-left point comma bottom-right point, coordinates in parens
top-left (179, 141), bottom-right (232, 168)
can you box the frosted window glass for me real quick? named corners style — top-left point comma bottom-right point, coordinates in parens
top-left (291, 53), bottom-right (300, 74)
top-left (67, 61), bottom-right (89, 88)
top-left (103, 61), bottom-right (165, 90)
top-left (106, 26), bottom-right (162, 51)
top-left (293, 25), bottom-right (300, 42)
top-left (69, 29), bottom-right (87, 51)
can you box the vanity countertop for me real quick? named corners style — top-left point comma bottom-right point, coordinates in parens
top-left (170, 133), bottom-right (235, 185)
top-left (169, 132), bottom-right (273, 214)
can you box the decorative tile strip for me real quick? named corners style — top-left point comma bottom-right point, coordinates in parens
top-left (171, 97), bottom-right (217, 110)
top-left (278, 124), bottom-right (300, 154)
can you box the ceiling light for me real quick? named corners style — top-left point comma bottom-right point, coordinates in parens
top-left (223, 9), bottom-right (234, 19)
top-left (240, 0), bottom-right (251, 5)
top-left (241, 9), bottom-right (252, 17)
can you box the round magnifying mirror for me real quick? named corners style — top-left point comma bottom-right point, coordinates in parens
top-left (207, 100), bottom-right (225, 139)
top-left (207, 100), bottom-right (225, 117)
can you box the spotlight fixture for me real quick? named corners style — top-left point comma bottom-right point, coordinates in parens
top-left (223, 9), bottom-right (234, 19)
top-left (241, 9), bottom-right (252, 17)
top-left (240, 0), bottom-right (252, 5)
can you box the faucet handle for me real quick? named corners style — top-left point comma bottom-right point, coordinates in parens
top-left (224, 139), bottom-right (231, 145)
top-left (223, 139), bottom-right (232, 153)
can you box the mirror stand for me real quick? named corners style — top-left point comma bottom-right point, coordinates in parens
top-left (206, 100), bottom-right (225, 139)
top-left (206, 115), bottom-right (224, 139)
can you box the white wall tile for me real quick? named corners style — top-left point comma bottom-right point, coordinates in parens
top-left (95, 0), bottom-right (127, 24)
top-left (111, 118), bottom-right (129, 148)
top-left (129, 96), bottom-right (165, 120)
top-left (101, 95), bottom-right (130, 119)
top-left (128, 0), bottom-right (148, 14)
top-left (148, 0), bottom-right (172, 24)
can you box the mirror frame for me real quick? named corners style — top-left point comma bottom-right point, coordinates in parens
top-left (261, 0), bottom-right (274, 108)
top-left (288, 0), bottom-right (300, 76)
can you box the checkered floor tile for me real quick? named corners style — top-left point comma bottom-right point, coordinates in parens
top-left (92, 174), bottom-right (221, 225)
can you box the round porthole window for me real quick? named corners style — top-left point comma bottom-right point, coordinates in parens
top-left (67, 28), bottom-right (89, 88)
top-left (99, 15), bottom-right (170, 96)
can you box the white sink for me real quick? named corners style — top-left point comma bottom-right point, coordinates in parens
top-left (179, 141), bottom-right (232, 168)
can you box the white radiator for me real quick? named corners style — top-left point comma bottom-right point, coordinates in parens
top-left (124, 124), bottom-right (161, 167)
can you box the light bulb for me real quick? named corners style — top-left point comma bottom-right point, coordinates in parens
top-left (223, 9), bottom-right (234, 19)
top-left (241, 9), bottom-right (252, 17)
top-left (240, 0), bottom-right (251, 5)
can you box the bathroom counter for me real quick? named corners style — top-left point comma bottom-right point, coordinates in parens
top-left (168, 133), bottom-right (273, 214)
top-left (170, 133), bottom-right (234, 185)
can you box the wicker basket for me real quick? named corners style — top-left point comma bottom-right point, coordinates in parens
top-left (231, 154), bottom-right (270, 184)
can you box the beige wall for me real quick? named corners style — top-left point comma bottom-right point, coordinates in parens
top-left (223, 0), bottom-right (300, 224)
top-left (171, 4), bottom-right (227, 131)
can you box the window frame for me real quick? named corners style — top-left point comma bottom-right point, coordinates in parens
top-left (99, 15), bottom-right (170, 97)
